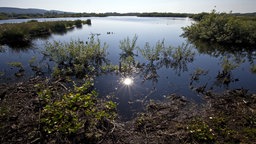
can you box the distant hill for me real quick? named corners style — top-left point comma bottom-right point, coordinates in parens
top-left (0, 7), bottom-right (67, 14)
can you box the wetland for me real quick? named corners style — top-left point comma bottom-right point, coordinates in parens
top-left (0, 13), bottom-right (256, 143)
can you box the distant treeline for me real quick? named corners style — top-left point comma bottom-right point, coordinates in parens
top-left (0, 12), bottom-right (192, 19)
top-left (137, 12), bottom-right (191, 17)
top-left (0, 11), bottom-right (255, 20)
top-left (191, 12), bottom-right (256, 21)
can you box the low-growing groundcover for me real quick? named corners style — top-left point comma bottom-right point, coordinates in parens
top-left (0, 77), bottom-right (255, 143)
top-left (0, 77), bottom-right (117, 143)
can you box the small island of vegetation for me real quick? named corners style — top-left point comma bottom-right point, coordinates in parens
top-left (182, 10), bottom-right (256, 47)
top-left (0, 19), bottom-right (91, 47)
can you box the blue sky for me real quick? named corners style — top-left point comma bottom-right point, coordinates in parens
top-left (0, 0), bottom-right (255, 13)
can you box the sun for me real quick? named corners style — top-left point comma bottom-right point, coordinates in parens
top-left (123, 77), bottom-right (133, 86)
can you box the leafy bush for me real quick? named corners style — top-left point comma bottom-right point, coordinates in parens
top-left (139, 40), bottom-right (164, 62)
top-left (0, 20), bottom-right (91, 47)
top-left (44, 36), bottom-right (109, 78)
top-left (119, 35), bottom-right (138, 55)
top-left (182, 10), bottom-right (256, 46)
top-left (74, 19), bottom-right (82, 27)
top-left (38, 81), bottom-right (117, 142)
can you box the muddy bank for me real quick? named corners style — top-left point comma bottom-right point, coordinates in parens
top-left (0, 77), bottom-right (256, 143)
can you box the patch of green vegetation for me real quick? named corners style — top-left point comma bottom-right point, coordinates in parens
top-left (140, 40), bottom-right (164, 62)
top-left (243, 127), bottom-right (256, 139)
top-left (0, 71), bottom-right (4, 77)
top-left (182, 10), bottom-right (256, 46)
top-left (119, 35), bottom-right (138, 74)
top-left (0, 19), bottom-right (91, 47)
top-left (7, 62), bottom-right (23, 68)
top-left (0, 106), bottom-right (9, 130)
top-left (138, 12), bottom-right (191, 17)
top-left (220, 56), bottom-right (240, 72)
top-left (74, 19), bottom-right (83, 28)
top-left (7, 62), bottom-right (25, 77)
top-left (119, 35), bottom-right (138, 55)
top-left (191, 68), bottom-right (208, 81)
top-left (188, 118), bottom-right (215, 142)
top-left (28, 56), bottom-right (37, 65)
top-left (44, 36), bottom-right (109, 79)
top-left (251, 64), bottom-right (256, 74)
top-left (0, 13), bottom-right (8, 20)
top-left (38, 81), bottom-right (117, 141)
top-left (171, 43), bottom-right (195, 63)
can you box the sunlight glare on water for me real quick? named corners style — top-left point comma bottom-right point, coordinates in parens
top-left (122, 77), bottom-right (133, 86)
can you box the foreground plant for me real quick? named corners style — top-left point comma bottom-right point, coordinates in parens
top-left (38, 80), bottom-right (117, 142)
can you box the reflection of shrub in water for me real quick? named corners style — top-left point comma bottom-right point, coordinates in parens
top-left (120, 35), bottom-right (138, 56)
top-left (44, 36), bottom-right (108, 79)
top-left (7, 62), bottom-right (25, 77)
top-left (251, 65), bottom-right (256, 74)
top-left (214, 57), bottom-right (241, 87)
top-left (140, 40), bottom-right (164, 62)
top-left (220, 56), bottom-right (239, 73)
top-left (119, 35), bottom-right (138, 74)
top-left (170, 43), bottom-right (195, 75)
top-left (0, 71), bottom-right (4, 77)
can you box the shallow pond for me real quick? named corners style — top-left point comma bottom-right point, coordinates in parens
top-left (0, 16), bottom-right (256, 120)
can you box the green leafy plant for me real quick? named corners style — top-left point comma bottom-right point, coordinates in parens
top-left (220, 56), bottom-right (239, 73)
top-left (38, 81), bottom-right (117, 142)
top-left (44, 36), bottom-right (108, 78)
top-left (251, 64), bottom-right (256, 74)
top-left (188, 119), bottom-right (215, 142)
top-left (182, 10), bottom-right (256, 46)
top-left (7, 62), bottom-right (23, 68)
top-left (0, 71), bottom-right (4, 76)
top-left (139, 40), bottom-right (164, 62)
top-left (0, 20), bottom-right (91, 47)
top-left (119, 35), bottom-right (138, 55)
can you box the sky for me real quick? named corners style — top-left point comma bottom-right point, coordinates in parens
top-left (0, 0), bottom-right (255, 13)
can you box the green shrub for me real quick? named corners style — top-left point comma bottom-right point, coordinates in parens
top-left (74, 19), bottom-right (82, 27)
top-left (38, 81), bottom-right (117, 142)
top-left (44, 36), bottom-right (108, 78)
top-left (0, 20), bottom-right (91, 47)
top-left (182, 10), bottom-right (256, 46)
top-left (119, 35), bottom-right (138, 55)
top-left (139, 40), bottom-right (164, 62)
